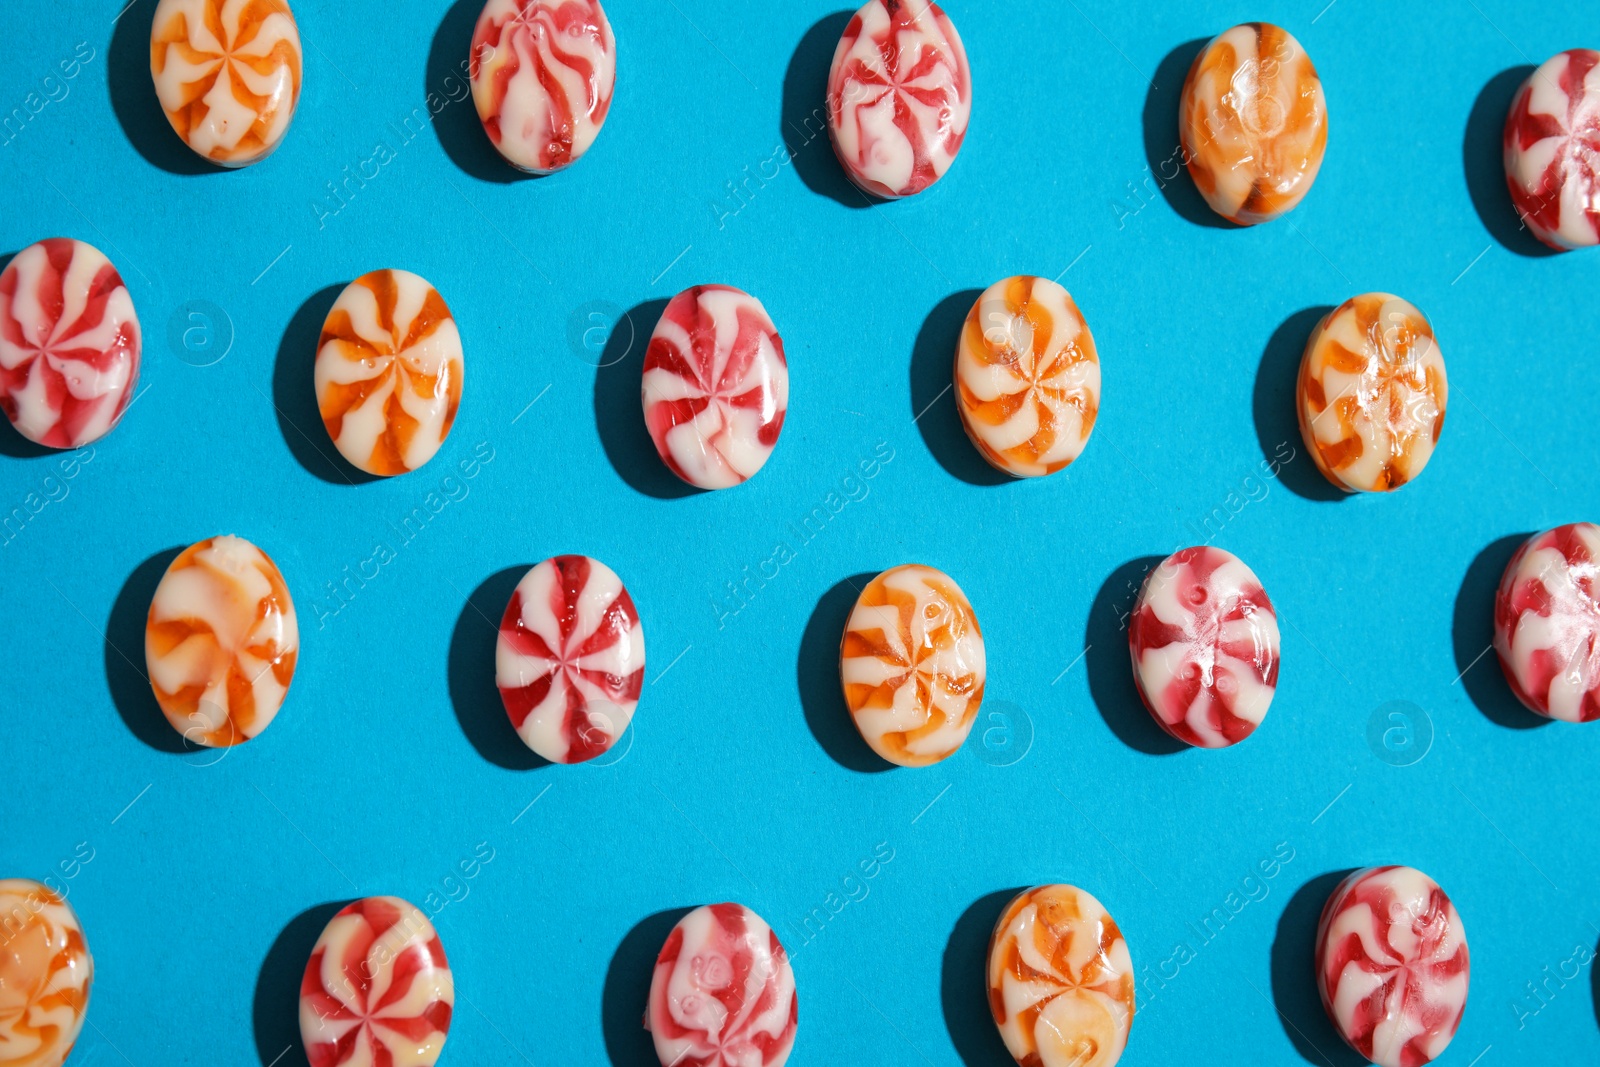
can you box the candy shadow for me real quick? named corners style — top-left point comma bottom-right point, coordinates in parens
top-left (428, 0), bottom-right (534, 184)
top-left (447, 565), bottom-right (552, 771)
top-left (272, 285), bottom-right (379, 486)
top-left (593, 299), bottom-right (702, 500)
top-left (1453, 533), bottom-right (1548, 730)
top-left (1270, 871), bottom-right (1366, 1067)
top-left (1253, 306), bottom-right (1346, 503)
top-left (1593, 931), bottom-right (1600, 1031)
top-left (910, 289), bottom-right (1010, 487)
top-left (1141, 38), bottom-right (1237, 230)
top-left (602, 907), bottom-right (692, 1066)
top-left (1085, 556), bottom-right (1187, 756)
top-left (105, 546), bottom-right (190, 753)
top-left (108, 0), bottom-right (223, 175)
top-left (798, 573), bottom-right (892, 774)
top-left (1464, 66), bottom-right (1559, 258)
top-left (780, 11), bottom-right (871, 210)
top-left (941, 888), bottom-right (1023, 1066)
top-left (252, 900), bottom-right (350, 1067)
top-left (0, 421), bottom-right (55, 459)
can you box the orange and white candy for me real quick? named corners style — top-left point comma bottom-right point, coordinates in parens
top-left (1297, 294), bottom-right (1448, 493)
top-left (0, 879), bottom-right (93, 1067)
top-left (988, 885), bottom-right (1134, 1067)
top-left (316, 270), bottom-right (463, 478)
top-left (1180, 23), bottom-right (1328, 225)
top-left (150, 0), bottom-right (304, 167)
top-left (955, 276), bottom-right (1101, 479)
top-left (145, 535), bottom-right (299, 747)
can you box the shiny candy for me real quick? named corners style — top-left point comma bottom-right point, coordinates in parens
top-left (150, 0), bottom-right (303, 167)
top-left (0, 880), bottom-right (92, 1067)
top-left (1180, 23), bottom-right (1327, 224)
top-left (1316, 867), bottom-right (1469, 1067)
top-left (300, 897), bottom-right (453, 1067)
top-left (841, 565), bottom-right (984, 767)
top-left (1495, 523), bottom-right (1600, 722)
top-left (1297, 294), bottom-right (1448, 493)
top-left (145, 535), bottom-right (299, 747)
top-left (0, 238), bottom-right (140, 449)
top-left (1504, 49), bottom-right (1600, 250)
top-left (316, 270), bottom-right (463, 477)
top-left (827, 0), bottom-right (972, 199)
top-left (1129, 547), bottom-right (1280, 748)
top-left (471, 0), bottom-right (616, 174)
top-left (496, 555), bottom-right (645, 763)
top-left (647, 903), bottom-right (797, 1067)
top-left (955, 276), bottom-right (1101, 479)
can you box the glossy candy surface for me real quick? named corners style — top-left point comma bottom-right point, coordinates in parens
top-left (1504, 49), bottom-right (1600, 250)
top-left (826, 0), bottom-right (972, 199)
top-left (1494, 523), bottom-right (1600, 722)
top-left (1316, 867), bottom-right (1469, 1067)
top-left (150, 0), bottom-right (303, 167)
top-left (470, 0), bottom-right (617, 174)
top-left (988, 885), bottom-right (1134, 1067)
top-left (1297, 294), bottom-right (1447, 493)
top-left (145, 535), bottom-right (299, 747)
top-left (1180, 23), bottom-right (1327, 224)
top-left (0, 880), bottom-right (92, 1067)
top-left (0, 238), bottom-right (140, 449)
top-left (1129, 547), bottom-right (1280, 748)
top-left (647, 903), bottom-right (797, 1067)
top-left (496, 555), bottom-right (644, 763)
top-left (316, 270), bottom-right (463, 477)
top-left (300, 897), bottom-right (453, 1067)
top-left (955, 276), bottom-right (1101, 478)
top-left (642, 285), bottom-right (788, 490)
top-left (840, 565), bottom-right (984, 767)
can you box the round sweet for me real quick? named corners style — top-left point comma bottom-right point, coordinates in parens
top-left (955, 276), bottom-right (1101, 479)
top-left (145, 535), bottom-right (299, 748)
top-left (150, 0), bottom-right (303, 167)
top-left (840, 564), bottom-right (984, 767)
top-left (1494, 523), bottom-right (1600, 722)
top-left (299, 897), bottom-right (453, 1067)
top-left (496, 555), bottom-right (645, 763)
top-left (826, 0), bottom-right (972, 199)
top-left (642, 285), bottom-right (788, 490)
top-left (1316, 867), bottom-right (1469, 1067)
top-left (0, 879), bottom-right (93, 1067)
top-left (1297, 294), bottom-right (1448, 493)
top-left (1503, 49), bottom-right (1600, 250)
top-left (1179, 23), bottom-right (1327, 225)
top-left (470, 0), bottom-right (616, 174)
top-left (0, 238), bottom-right (140, 449)
top-left (647, 903), bottom-right (797, 1067)
top-left (316, 270), bottom-right (463, 477)
top-left (988, 885), bottom-right (1134, 1067)
top-left (1128, 547), bottom-right (1280, 748)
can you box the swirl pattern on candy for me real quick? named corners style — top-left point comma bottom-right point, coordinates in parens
top-left (646, 903), bottom-right (797, 1067)
top-left (1179, 23), bottom-right (1327, 224)
top-left (642, 285), bottom-right (788, 490)
top-left (1128, 547), bottom-right (1280, 748)
top-left (826, 0), bottom-right (972, 199)
top-left (0, 880), bottom-right (92, 1067)
top-left (988, 885), bottom-right (1134, 1067)
top-left (1494, 523), bottom-right (1600, 723)
top-left (840, 565), bottom-right (984, 767)
top-left (0, 238), bottom-right (140, 449)
top-left (316, 270), bottom-right (463, 477)
top-left (955, 276), bottom-right (1101, 479)
top-left (496, 555), bottom-right (645, 763)
top-left (1503, 49), bottom-right (1600, 250)
top-left (470, 0), bottom-right (616, 174)
top-left (145, 535), bottom-right (299, 748)
top-left (299, 897), bottom-right (453, 1067)
top-left (1297, 294), bottom-right (1447, 494)
top-left (150, 0), bottom-right (303, 167)
top-left (1316, 867), bottom-right (1469, 1067)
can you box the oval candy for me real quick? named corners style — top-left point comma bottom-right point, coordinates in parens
top-left (1503, 49), bottom-right (1600, 250)
top-left (1494, 523), bottom-right (1600, 722)
top-left (0, 879), bottom-right (93, 1067)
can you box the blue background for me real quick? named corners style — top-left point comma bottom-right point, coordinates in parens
top-left (2, 0), bottom-right (1598, 1064)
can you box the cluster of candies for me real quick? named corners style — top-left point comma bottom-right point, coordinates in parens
top-left (3, 2), bottom-right (1598, 1067)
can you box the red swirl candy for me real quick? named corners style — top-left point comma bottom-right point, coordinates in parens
top-left (1503, 49), bottom-right (1600, 250)
top-left (1494, 523), bottom-right (1600, 722)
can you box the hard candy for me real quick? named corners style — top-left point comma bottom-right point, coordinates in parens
top-left (0, 879), bottom-right (92, 1067)
top-left (1494, 523), bottom-right (1600, 722)
top-left (1504, 49), bottom-right (1600, 250)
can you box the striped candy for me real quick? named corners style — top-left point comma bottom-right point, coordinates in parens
top-left (1504, 49), bottom-right (1600, 250)
top-left (1494, 523), bottom-right (1600, 722)
top-left (0, 879), bottom-right (93, 1067)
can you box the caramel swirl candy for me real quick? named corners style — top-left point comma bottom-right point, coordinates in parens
top-left (0, 879), bottom-right (93, 1067)
top-left (1180, 23), bottom-right (1327, 224)
top-left (1297, 294), bottom-right (1447, 493)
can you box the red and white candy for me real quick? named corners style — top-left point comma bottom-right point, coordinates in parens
top-left (0, 238), bottom-right (140, 448)
top-left (1128, 547), bottom-right (1279, 748)
top-left (1504, 49), bottom-right (1600, 250)
top-left (642, 285), bottom-right (788, 490)
top-left (1494, 523), bottom-right (1600, 723)
top-left (1316, 867), bottom-right (1469, 1067)
top-left (827, 0), bottom-right (972, 199)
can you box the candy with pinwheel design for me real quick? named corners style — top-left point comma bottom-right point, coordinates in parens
top-left (0, 879), bottom-right (93, 1067)
top-left (1503, 49), bottom-right (1600, 250)
top-left (1494, 523), bottom-right (1600, 723)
